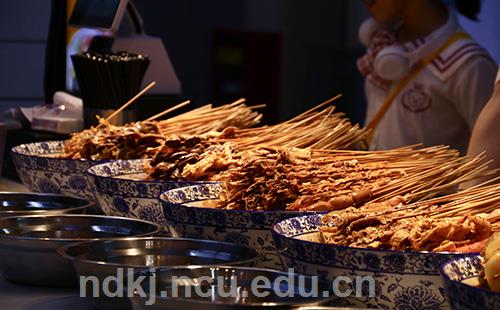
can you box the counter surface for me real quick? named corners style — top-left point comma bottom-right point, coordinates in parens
top-left (0, 275), bottom-right (92, 310)
top-left (0, 177), bottom-right (28, 192)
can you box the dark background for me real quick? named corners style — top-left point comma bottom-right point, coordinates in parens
top-left (132, 0), bottom-right (368, 125)
top-left (1, 0), bottom-right (499, 127)
top-left (0, 0), bottom-right (369, 127)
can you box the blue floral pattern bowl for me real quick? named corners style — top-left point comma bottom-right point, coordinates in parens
top-left (441, 256), bottom-right (500, 309)
top-left (159, 184), bottom-right (324, 269)
top-left (272, 214), bottom-right (475, 309)
top-left (87, 159), bottom-right (203, 234)
top-left (11, 141), bottom-right (103, 200)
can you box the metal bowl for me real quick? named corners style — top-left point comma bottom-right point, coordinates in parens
top-left (0, 215), bottom-right (162, 287)
top-left (0, 192), bottom-right (93, 218)
top-left (59, 238), bottom-right (261, 309)
top-left (129, 266), bottom-right (336, 309)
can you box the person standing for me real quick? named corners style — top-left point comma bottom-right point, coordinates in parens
top-left (359, 0), bottom-right (497, 154)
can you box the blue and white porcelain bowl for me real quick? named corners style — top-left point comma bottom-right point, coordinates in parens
top-left (87, 159), bottom-right (202, 232)
top-left (441, 256), bottom-right (500, 309)
top-left (159, 184), bottom-right (324, 269)
top-left (11, 141), bottom-right (103, 200)
top-left (272, 214), bottom-right (474, 309)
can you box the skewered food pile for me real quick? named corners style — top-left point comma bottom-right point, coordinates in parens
top-left (319, 184), bottom-right (500, 252)
top-left (146, 133), bottom-right (493, 213)
top-left (213, 147), bottom-right (492, 212)
top-left (147, 136), bottom-right (237, 181)
top-left (144, 97), bottom-right (372, 182)
top-left (60, 96), bottom-right (371, 161)
top-left (63, 120), bottom-right (163, 160)
top-left (61, 101), bottom-right (262, 160)
top-left (142, 96), bottom-right (492, 212)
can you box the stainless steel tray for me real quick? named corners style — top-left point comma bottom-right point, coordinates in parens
top-left (0, 215), bottom-right (162, 287)
top-left (60, 237), bottom-right (261, 310)
top-left (0, 192), bottom-right (93, 218)
top-left (130, 266), bottom-right (339, 310)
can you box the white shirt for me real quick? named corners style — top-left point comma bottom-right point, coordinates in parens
top-left (366, 26), bottom-right (498, 154)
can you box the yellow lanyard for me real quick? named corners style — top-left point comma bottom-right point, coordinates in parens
top-left (364, 32), bottom-right (471, 146)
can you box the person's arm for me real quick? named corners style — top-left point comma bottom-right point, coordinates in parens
top-left (466, 77), bottom-right (500, 185)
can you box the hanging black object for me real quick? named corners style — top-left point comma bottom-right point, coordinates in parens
top-left (71, 51), bottom-right (150, 110)
top-left (44, 0), bottom-right (67, 104)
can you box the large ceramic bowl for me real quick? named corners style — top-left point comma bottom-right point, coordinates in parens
top-left (87, 159), bottom-right (203, 229)
top-left (272, 214), bottom-right (474, 309)
top-left (11, 140), bottom-right (104, 200)
top-left (441, 256), bottom-right (500, 309)
top-left (159, 183), bottom-right (323, 269)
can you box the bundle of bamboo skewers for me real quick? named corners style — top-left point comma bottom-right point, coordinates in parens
top-left (215, 95), bottom-right (369, 151)
top-left (311, 145), bottom-right (494, 202)
top-left (61, 82), bottom-right (370, 160)
top-left (207, 144), bottom-right (494, 212)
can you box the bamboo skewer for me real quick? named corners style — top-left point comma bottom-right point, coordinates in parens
top-left (284, 94), bottom-right (343, 124)
top-left (102, 81), bottom-right (157, 125)
top-left (228, 98), bottom-right (247, 106)
top-left (146, 100), bottom-right (192, 121)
